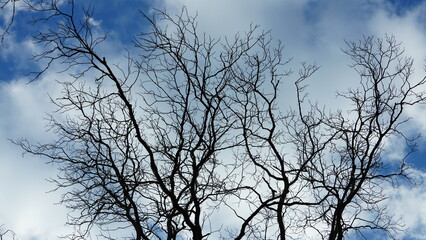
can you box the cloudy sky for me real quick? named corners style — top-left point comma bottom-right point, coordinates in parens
top-left (0, 0), bottom-right (425, 239)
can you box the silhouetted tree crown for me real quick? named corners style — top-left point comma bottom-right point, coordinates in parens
top-left (5, 1), bottom-right (425, 239)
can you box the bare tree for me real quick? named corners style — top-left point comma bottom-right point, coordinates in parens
top-left (296, 36), bottom-right (425, 240)
top-left (14, 1), bottom-right (426, 239)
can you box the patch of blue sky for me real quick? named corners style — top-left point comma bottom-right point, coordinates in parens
top-left (302, 1), bottom-right (379, 24)
top-left (85, 0), bottom-right (152, 44)
top-left (408, 149), bottom-right (426, 171)
top-left (386, 0), bottom-right (425, 15)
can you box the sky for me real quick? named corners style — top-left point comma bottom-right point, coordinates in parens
top-left (0, 0), bottom-right (426, 239)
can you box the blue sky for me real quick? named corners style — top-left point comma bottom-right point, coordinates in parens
top-left (0, 0), bottom-right (426, 239)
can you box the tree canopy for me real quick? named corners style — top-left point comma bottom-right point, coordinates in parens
top-left (2, 1), bottom-right (426, 239)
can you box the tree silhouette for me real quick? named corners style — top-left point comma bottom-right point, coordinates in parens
top-left (15, 1), bottom-right (426, 239)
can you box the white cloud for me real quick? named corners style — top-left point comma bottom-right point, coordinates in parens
top-left (383, 177), bottom-right (426, 239)
top-left (368, 2), bottom-right (426, 71)
top-left (0, 77), bottom-right (71, 239)
top-left (86, 16), bottom-right (101, 27)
